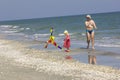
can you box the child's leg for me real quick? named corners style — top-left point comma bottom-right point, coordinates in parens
top-left (53, 41), bottom-right (62, 49)
top-left (44, 41), bottom-right (48, 48)
top-left (44, 40), bottom-right (51, 48)
top-left (65, 48), bottom-right (70, 52)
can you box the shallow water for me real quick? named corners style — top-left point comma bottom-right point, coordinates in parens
top-left (72, 52), bottom-right (120, 69)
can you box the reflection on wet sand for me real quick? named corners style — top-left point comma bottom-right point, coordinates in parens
top-left (88, 50), bottom-right (97, 65)
top-left (65, 55), bottom-right (72, 59)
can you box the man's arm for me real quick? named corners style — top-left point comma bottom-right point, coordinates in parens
top-left (92, 20), bottom-right (97, 29)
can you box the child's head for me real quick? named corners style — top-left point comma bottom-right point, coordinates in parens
top-left (50, 27), bottom-right (54, 33)
top-left (64, 30), bottom-right (68, 35)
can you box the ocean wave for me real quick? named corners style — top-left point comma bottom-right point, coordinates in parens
top-left (96, 43), bottom-right (120, 48)
top-left (116, 57), bottom-right (120, 60)
top-left (3, 31), bottom-right (19, 33)
top-left (0, 25), bottom-right (21, 34)
top-left (33, 33), bottom-right (50, 40)
top-left (26, 27), bottom-right (30, 30)
top-left (95, 36), bottom-right (120, 48)
top-left (34, 33), bottom-right (50, 37)
top-left (58, 32), bottom-right (78, 37)
top-left (58, 33), bottom-right (64, 36)
top-left (0, 25), bottom-right (13, 28)
top-left (13, 26), bottom-right (19, 29)
top-left (19, 27), bottom-right (31, 31)
top-left (0, 25), bottom-right (20, 29)
top-left (0, 26), bottom-right (31, 34)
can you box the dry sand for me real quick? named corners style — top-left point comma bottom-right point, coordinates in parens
top-left (0, 39), bottom-right (120, 80)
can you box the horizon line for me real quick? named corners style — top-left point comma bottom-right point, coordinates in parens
top-left (0, 11), bottom-right (120, 22)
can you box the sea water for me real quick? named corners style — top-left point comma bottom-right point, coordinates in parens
top-left (0, 12), bottom-right (120, 68)
top-left (0, 12), bottom-right (120, 49)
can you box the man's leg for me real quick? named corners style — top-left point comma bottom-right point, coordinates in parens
top-left (91, 31), bottom-right (95, 49)
top-left (86, 32), bottom-right (90, 49)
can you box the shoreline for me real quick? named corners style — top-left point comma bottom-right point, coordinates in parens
top-left (0, 38), bottom-right (120, 80)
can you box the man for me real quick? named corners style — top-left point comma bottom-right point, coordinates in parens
top-left (85, 15), bottom-right (97, 49)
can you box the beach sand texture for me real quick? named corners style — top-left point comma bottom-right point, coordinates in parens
top-left (0, 39), bottom-right (120, 80)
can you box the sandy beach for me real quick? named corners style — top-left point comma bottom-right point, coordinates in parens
top-left (0, 39), bottom-right (120, 80)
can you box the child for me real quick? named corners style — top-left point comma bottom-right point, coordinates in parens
top-left (44, 27), bottom-right (62, 49)
top-left (63, 30), bottom-right (71, 52)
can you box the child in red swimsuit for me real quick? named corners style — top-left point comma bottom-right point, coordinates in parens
top-left (63, 30), bottom-right (71, 52)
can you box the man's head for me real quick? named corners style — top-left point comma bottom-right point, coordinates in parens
top-left (86, 15), bottom-right (91, 20)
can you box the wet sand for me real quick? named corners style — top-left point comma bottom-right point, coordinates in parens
top-left (0, 40), bottom-right (71, 80)
top-left (0, 57), bottom-right (71, 80)
top-left (0, 39), bottom-right (120, 80)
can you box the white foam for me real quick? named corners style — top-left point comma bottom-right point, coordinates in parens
top-left (26, 27), bottom-right (30, 30)
top-left (13, 26), bottom-right (19, 29)
top-left (0, 25), bottom-right (13, 28)
top-left (81, 33), bottom-right (86, 36)
top-left (0, 25), bottom-right (21, 34)
top-left (58, 33), bottom-right (64, 36)
top-left (20, 28), bottom-right (25, 30)
top-left (3, 31), bottom-right (18, 33)
top-left (58, 33), bottom-right (75, 36)
top-left (116, 57), bottom-right (120, 59)
top-left (34, 33), bottom-right (49, 37)
top-left (102, 37), bottom-right (111, 39)
top-left (96, 43), bottom-right (120, 48)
